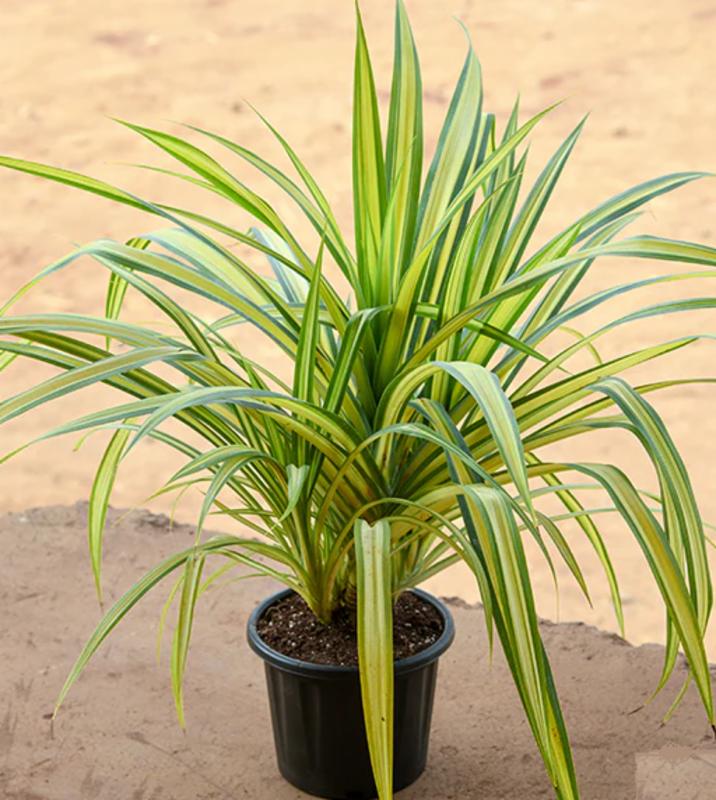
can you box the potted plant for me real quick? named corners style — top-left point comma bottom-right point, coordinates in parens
top-left (2, 2), bottom-right (715, 798)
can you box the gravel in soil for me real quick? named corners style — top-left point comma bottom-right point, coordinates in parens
top-left (256, 591), bottom-right (444, 666)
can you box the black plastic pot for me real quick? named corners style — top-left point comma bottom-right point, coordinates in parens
top-left (247, 588), bottom-right (454, 800)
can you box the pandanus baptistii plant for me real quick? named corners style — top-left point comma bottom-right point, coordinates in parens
top-left (1, 3), bottom-right (715, 798)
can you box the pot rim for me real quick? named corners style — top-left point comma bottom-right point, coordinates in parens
top-left (247, 587), bottom-right (455, 679)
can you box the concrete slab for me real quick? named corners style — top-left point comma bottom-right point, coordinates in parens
top-left (2, 504), bottom-right (716, 799)
top-left (636, 746), bottom-right (716, 799)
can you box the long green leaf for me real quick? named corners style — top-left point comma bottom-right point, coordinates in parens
top-left (171, 549), bottom-right (206, 727)
top-left (353, 5), bottom-right (386, 302)
top-left (384, 0), bottom-right (423, 275)
top-left (88, 427), bottom-right (132, 603)
top-left (355, 519), bottom-right (393, 800)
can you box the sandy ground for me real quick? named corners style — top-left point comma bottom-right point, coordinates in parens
top-left (3, 504), bottom-right (716, 799)
top-left (1, 0), bottom-right (716, 654)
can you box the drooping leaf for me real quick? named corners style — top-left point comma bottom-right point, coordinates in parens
top-left (355, 519), bottom-right (393, 800)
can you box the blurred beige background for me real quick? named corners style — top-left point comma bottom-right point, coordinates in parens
top-left (1, 0), bottom-right (716, 652)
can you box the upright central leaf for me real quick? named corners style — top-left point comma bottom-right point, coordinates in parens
top-left (383, 0), bottom-right (423, 289)
top-left (293, 243), bottom-right (324, 465)
top-left (353, 6), bottom-right (387, 306)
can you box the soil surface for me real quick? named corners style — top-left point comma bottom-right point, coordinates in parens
top-left (4, 504), bottom-right (716, 799)
top-left (256, 591), bottom-right (444, 666)
top-left (1, 0), bottom-right (716, 658)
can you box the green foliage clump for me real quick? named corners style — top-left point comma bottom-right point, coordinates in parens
top-left (1, 4), bottom-right (715, 798)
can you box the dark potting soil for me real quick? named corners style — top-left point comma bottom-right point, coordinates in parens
top-left (256, 591), bottom-right (444, 667)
